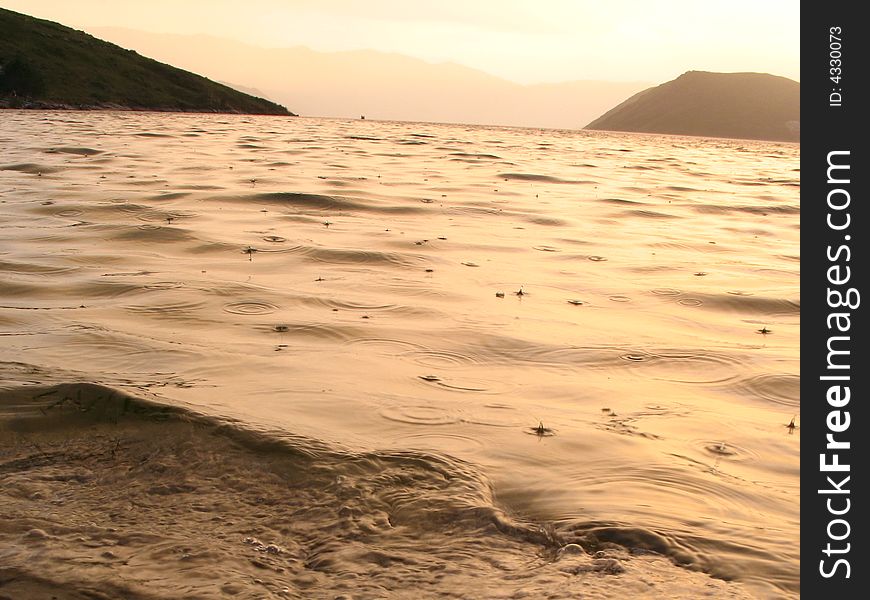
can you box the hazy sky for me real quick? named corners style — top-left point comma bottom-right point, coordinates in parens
top-left (2, 0), bottom-right (799, 84)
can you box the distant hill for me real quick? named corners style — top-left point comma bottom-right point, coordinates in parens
top-left (0, 8), bottom-right (293, 115)
top-left (585, 71), bottom-right (799, 142)
top-left (89, 27), bottom-right (651, 129)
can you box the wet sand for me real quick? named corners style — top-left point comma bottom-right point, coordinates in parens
top-left (0, 111), bottom-right (799, 598)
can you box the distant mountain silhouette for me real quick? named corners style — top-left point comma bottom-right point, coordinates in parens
top-left (585, 71), bottom-right (799, 142)
top-left (0, 8), bottom-right (292, 115)
top-left (89, 27), bottom-right (650, 129)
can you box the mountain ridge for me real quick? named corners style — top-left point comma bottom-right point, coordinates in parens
top-left (86, 27), bottom-right (651, 129)
top-left (0, 8), bottom-right (293, 115)
top-left (585, 71), bottom-right (799, 142)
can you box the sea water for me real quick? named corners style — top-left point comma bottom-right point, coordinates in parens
top-left (0, 111), bottom-right (799, 599)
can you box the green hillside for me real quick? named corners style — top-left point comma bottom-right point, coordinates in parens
top-left (0, 8), bottom-right (293, 115)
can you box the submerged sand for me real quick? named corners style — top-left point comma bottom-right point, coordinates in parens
top-left (0, 111), bottom-right (798, 598)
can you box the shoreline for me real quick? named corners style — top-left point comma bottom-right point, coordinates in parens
top-left (0, 99), bottom-right (296, 116)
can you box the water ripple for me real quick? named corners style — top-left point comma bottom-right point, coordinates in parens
top-left (223, 301), bottom-right (279, 315)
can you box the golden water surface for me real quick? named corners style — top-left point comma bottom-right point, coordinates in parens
top-left (0, 111), bottom-right (799, 599)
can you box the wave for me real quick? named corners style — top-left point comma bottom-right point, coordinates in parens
top-left (693, 203), bottom-right (800, 216)
top-left (691, 293), bottom-right (800, 316)
top-left (0, 163), bottom-right (63, 175)
top-left (0, 381), bottom-right (756, 599)
top-left (44, 146), bottom-right (103, 156)
top-left (214, 192), bottom-right (427, 214)
top-left (498, 173), bottom-right (595, 184)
